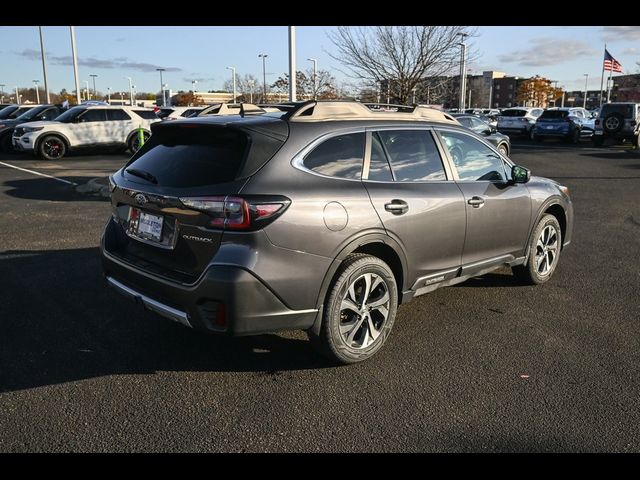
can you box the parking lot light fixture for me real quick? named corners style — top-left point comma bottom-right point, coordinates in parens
top-left (583, 74), bottom-right (589, 109)
top-left (226, 67), bottom-right (236, 104)
top-left (107, 87), bottom-right (111, 104)
top-left (307, 58), bottom-right (317, 100)
top-left (33, 80), bottom-right (40, 103)
top-left (15, 86), bottom-right (19, 104)
top-left (156, 68), bottom-right (165, 107)
top-left (125, 77), bottom-right (133, 106)
top-left (90, 74), bottom-right (98, 100)
top-left (258, 53), bottom-right (268, 102)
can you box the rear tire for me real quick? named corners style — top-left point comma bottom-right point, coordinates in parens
top-left (38, 135), bottom-right (67, 160)
top-left (513, 214), bottom-right (562, 285)
top-left (308, 254), bottom-right (398, 364)
top-left (128, 131), bottom-right (150, 154)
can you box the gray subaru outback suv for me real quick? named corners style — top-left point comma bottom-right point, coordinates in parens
top-left (101, 101), bottom-right (574, 364)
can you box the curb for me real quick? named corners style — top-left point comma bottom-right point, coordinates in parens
top-left (75, 177), bottom-right (110, 198)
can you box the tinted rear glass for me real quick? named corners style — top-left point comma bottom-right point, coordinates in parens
top-left (126, 128), bottom-right (248, 187)
top-left (133, 109), bottom-right (157, 120)
top-left (540, 110), bottom-right (569, 119)
top-left (303, 133), bottom-right (364, 180)
top-left (601, 104), bottom-right (633, 117)
top-left (500, 109), bottom-right (527, 117)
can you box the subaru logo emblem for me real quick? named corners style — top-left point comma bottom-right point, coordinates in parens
top-left (135, 193), bottom-right (147, 206)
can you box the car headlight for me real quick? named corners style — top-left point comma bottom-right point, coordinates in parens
top-left (23, 126), bottom-right (44, 133)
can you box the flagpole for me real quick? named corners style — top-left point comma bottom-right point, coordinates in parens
top-left (606, 67), bottom-right (613, 103)
top-left (599, 44), bottom-right (606, 107)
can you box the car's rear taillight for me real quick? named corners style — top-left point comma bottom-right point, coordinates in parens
top-left (179, 195), bottom-right (289, 230)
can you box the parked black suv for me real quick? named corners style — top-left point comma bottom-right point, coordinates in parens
top-left (593, 102), bottom-right (640, 147)
top-left (101, 101), bottom-right (574, 364)
top-left (0, 104), bottom-right (63, 152)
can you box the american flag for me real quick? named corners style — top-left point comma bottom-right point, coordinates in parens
top-left (604, 49), bottom-right (623, 72)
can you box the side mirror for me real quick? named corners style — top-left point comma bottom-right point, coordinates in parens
top-left (511, 164), bottom-right (531, 184)
top-left (482, 127), bottom-right (492, 135)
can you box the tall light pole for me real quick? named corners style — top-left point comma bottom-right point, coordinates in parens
top-left (412, 87), bottom-right (416, 105)
top-left (191, 80), bottom-right (197, 94)
top-left (125, 77), bottom-right (133, 106)
top-left (38, 26), bottom-right (50, 103)
top-left (90, 74), bottom-right (98, 100)
top-left (132, 84), bottom-right (137, 106)
top-left (70, 26), bottom-right (81, 105)
top-left (84, 80), bottom-right (90, 100)
top-left (288, 26), bottom-right (296, 102)
top-left (15, 86), bottom-right (20, 105)
top-left (107, 87), bottom-right (111, 104)
top-left (226, 66), bottom-right (236, 103)
top-left (0, 84), bottom-right (5, 104)
top-left (307, 57), bottom-right (317, 100)
top-left (248, 80), bottom-right (254, 104)
top-left (163, 84), bottom-right (169, 107)
top-left (583, 74), bottom-right (589, 109)
top-left (258, 53), bottom-right (268, 103)
top-left (458, 32), bottom-right (468, 111)
top-left (33, 80), bottom-right (40, 103)
top-left (156, 68), bottom-right (165, 106)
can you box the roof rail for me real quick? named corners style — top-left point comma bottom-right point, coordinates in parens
top-left (286, 100), bottom-right (459, 123)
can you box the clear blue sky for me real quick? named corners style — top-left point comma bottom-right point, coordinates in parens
top-left (1, 26), bottom-right (639, 96)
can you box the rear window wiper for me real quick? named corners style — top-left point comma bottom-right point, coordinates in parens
top-left (125, 168), bottom-right (158, 184)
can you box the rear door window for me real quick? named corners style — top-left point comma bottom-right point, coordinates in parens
top-left (367, 133), bottom-right (394, 181)
top-left (106, 109), bottom-right (131, 121)
top-left (79, 109), bottom-right (108, 122)
top-left (303, 133), bottom-right (364, 180)
top-left (125, 128), bottom-right (249, 187)
top-left (377, 130), bottom-right (446, 181)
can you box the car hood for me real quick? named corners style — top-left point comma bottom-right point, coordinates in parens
top-left (0, 119), bottom-right (24, 129)
top-left (15, 120), bottom-right (62, 128)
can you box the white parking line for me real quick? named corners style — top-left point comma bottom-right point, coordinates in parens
top-left (0, 161), bottom-right (78, 186)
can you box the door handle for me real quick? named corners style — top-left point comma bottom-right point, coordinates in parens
top-left (384, 199), bottom-right (409, 215)
top-left (467, 196), bottom-right (485, 208)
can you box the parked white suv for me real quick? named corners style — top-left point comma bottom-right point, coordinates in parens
top-left (497, 107), bottom-right (544, 139)
top-left (12, 105), bottom-right (159, 160)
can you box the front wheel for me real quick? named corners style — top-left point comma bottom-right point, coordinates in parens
top-left (38, 135), bottom-right (67, 160)
top-left (308, 254), bottom-right (398, 364)
top-left (513, 214), bottom-right (562, 285)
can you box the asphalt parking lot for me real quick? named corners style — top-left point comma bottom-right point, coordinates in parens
top-left (1, 140), bottom-right (639, 452)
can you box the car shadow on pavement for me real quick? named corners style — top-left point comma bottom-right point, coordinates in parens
top-left (0, 247), bottom-right (333, 393)
top-left (3, 177), bottom-right (108, 202)
top-left (455, 270), bottom-right (523, 288)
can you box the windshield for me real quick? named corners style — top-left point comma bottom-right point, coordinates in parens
top-left (54, 106), bottom-right (86, 123)
top-left (15, 105), bottom-right (49, 121)
top-left (6, 106), bottom-right (33, 119)
top-left (500, 109), bottom-right (528, 117)
top-left (0, 105), bottom-right (20, 119)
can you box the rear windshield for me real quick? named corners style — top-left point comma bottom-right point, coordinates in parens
top-left (0, 105), bottom-right (20, 119)
top-left (540, 110), bottom-right (569, 119)
top-left (125, 128), bottom-right (249, 187)
top-left (6, 106), bottom-right (33, 119)
top-left (601, 104), bottom-right (633, 117)
top-left (500, 109), bottom-right (528, 117)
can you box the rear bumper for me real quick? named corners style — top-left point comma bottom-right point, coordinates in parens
top-left (101, 240), bottom-right (318, 336)
top-left (498, 126), bottom-right (531, 135)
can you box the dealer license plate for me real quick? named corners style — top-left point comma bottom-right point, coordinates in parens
top-left (133, 209), bottom-right (164, 242)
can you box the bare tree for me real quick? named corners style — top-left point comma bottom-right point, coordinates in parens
top-left (328, 26), bottom-right (476, 104)
top-left (271, 69), bottom-right (340, 100)
top-left (223, 73), bottom-right (262, 103)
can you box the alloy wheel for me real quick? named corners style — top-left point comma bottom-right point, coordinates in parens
top-left (535, 225), bottom-right (558, 276)
top-left (339, 273), bottom-right (390, 349)
top-left (43, 138), bottom-right (64, 159)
